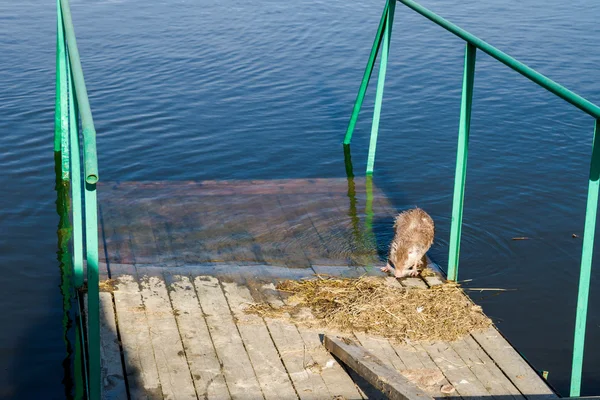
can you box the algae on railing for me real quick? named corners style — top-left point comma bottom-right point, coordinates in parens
top-left (343, 0), bottom-right (599, 396)
top-left (55, 0), bottom-right (100, 398)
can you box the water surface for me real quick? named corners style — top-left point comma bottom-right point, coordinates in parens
top-left (1, 0), bottom-right (599, 397)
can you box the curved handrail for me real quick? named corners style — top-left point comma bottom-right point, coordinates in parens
top-left (59, 0), bottom-right (99, 184)
top-left (398, 0), bottom-right (600, 119)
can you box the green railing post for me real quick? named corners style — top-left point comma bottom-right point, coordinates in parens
top-left (54, 0), bottom-right (64, 153)
top-left (570, 119), bottom-right (600, 397)
top-left (67, 51), bottom-right (84, 288)
top-left (85, 182), bottom-right (100, 400)
top-left (56, 0), bottom-right (69, 179)
top-left (366, 0), bottom-right (395, 174)
top-left (447, 43), bottom-right (476, 282)
top-left (343, 0), bottom-right (390, 145)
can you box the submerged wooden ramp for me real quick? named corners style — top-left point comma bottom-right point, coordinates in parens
top-left (92, 178), bottom-right (557, 400)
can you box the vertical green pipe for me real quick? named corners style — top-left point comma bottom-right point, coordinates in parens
top-left (85, 183), bottom-right (100, 400)
top-left (364, 174), bottom-right (376, 266)
top-left (570, 119), bottom-right (600, 397)
top-left (343, 0), bottom-right (389, 145)
top-left (447, 43), bottom-right (476, 282)
top-left (56, 0), bottom-right (69, 179)
top-left (54, 0), bottom-right (64, 153)
top-left (68, 50), bottom-right (84, 288)
top-left (366, 0), bottom-right (395, 174)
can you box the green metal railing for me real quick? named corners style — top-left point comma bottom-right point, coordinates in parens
top-left (343, 0), bottom-right (599, 396)
top-left (55, 0), bottom-right (100, 398)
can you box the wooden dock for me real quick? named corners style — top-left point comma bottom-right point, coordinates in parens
top-left (90, 178), bottom-right (557, 399)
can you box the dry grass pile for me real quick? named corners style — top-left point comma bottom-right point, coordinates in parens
top-left (246, 275), bottom-right (491, 343)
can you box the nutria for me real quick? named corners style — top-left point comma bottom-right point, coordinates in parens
top-left (381, 207), bottom-right (434, 278)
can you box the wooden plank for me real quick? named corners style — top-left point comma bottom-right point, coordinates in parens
top-left (354, 333), bottom-right (407, 373)
top-left (423, 276), bottom-right (444, 287)
top-left (220, 281), bottom-right (298, 400)
top-left (451, 335), bottom-right (524, 399)
top-left (323, 335), bottom-right (434, 400)
top-left (122, 199), bottom-right (159, 265)
top-left (277, 193), bottom-right (330, 266)
top-left (401, 278), bottom-right (428, 289)
top-left (99, 199), bottom-right (136, 265)
top-left (292, 192), bottom-right (352, 266)
top-left (247, 270), bottom-right (363, 399)
top-left (138, 275), bottom-right (197, 399)
top-left (249, 279), bottom-right (331, 400)
top-left (84, 293), bottom-right (128, 400)
top-left (297, 328), bottom-right (365, 400)
top-left (112, 273), bottom-right (163, 399)
top-left (310, 265), bottom-right (367, 278)
top-left (472, 327), bottom-right (556, 396)
top-left (194, 276), bottom-right (264, 400)
top-left (463, 334), bottom-right (524, 398)
top-left (168, 275), bottom-right (231, 400)
top-left (422, 341), bottom-right (491, 400)
top-left (236, 194), bottom-right (289, 265)
top-left (147, 199), bottom-right (177, 267)
top-left (391, 342), bottom-right (452, 398)
top-left (99, 178), bottom-right (360, 196)
top-left (99, 293), bottom-right (127, 400)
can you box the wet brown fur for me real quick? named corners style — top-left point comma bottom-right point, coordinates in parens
top-left (383, 208), bottom-right (435, 278)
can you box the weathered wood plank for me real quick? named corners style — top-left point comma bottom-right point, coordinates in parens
top-left (99, 178), bottom-right (366, 196)
top-left (99, 293), bottom-right (127, 400)
top-left (323, 335), bottom-right (434, 400)
top-left (112, 273), bottom-right (163, 399)
top-left (391, 342), bottom-right (451, 399)
top-left (99, 199), bottom-right (135, 265)
top-left (138, 275), bottom-right (197, 399)
top-left (221, 281), bottom-right (297, 400)
top-left (451, 335), bottom-right (524, 399)
top-left (194, 276), bottom-right (264, 400)
top-left (472, 327), bottom-right (556, 397)
top-left (123, 199), bottom-right (159, 265)
top-left (423, 275), bottom-right (444, 287)
top-left (168, 275), bottom-right (231, 400)
top-left (275, 194), bottom-right (321, 267)
top-left (85, 293), bottom-right (128, 400)
top-left (249, 279), bottom-right (331, 400)
top-left (297, 328), bottom-right (365, 400)
top-left (463, 334), bottom-right (524, 398)
top-left (401, 278), bottom-right (429, 289)
top-left (422, 341), bottom-right (491, 400)
top-left (354, 333), bottom-right (407, 372)
top-left (310, 265), bottom-right (367, 278)
top-left (411, 340), bottom-right (458, 396)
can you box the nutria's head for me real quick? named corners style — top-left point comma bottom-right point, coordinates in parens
top-left (387, 243), bottom-right (421, 277)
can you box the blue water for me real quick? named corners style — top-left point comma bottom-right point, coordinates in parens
top-left (1, 0), bottom-right (599, 397)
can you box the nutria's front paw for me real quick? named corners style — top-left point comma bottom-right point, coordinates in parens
top-left (381, 265), bottom-right (393, 274)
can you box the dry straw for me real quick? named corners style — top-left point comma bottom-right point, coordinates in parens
top-left (246, 275), bottom-right (491, 343)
